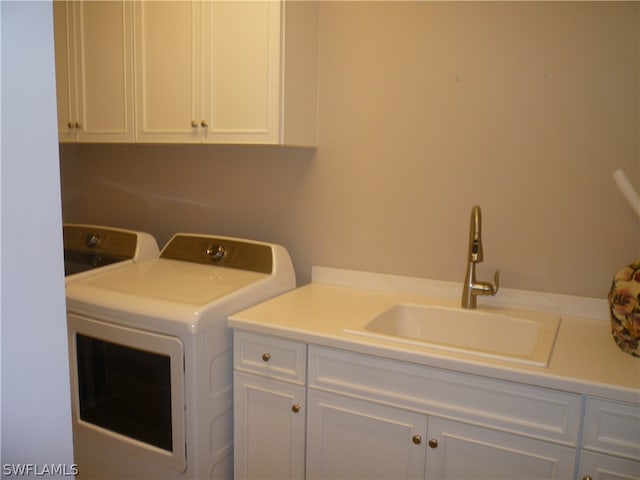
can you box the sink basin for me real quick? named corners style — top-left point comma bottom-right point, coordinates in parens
top-left (344, 304), bottom-right (560, 367)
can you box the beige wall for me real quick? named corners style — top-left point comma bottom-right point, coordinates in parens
top-left (60, 1), bottom-right (639, 299)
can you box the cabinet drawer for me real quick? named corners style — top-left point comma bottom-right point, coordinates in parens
top-left (234, 331), bottom-right (306, 384)
top-left (309, 345), bottom-right (581, 445)
top-left (583, 397), bottom-right (640, 461)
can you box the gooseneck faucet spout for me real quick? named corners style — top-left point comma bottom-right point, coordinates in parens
top-left (468, 205), bottom-right (483, 264)
top-left (461, 205), bottom-right (500, 309)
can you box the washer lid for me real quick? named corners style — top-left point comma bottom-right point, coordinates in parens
top-left (82, 258), bottom-right (268, 305)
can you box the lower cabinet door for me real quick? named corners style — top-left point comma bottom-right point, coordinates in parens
top-left (579, 450), bottom-right (640, 480)
top-left (306, 390), bottom-right (427, 479)
top-left (425, 417), bottom-right (576, 479)
top-left (233, 372), bottom-right (306, 480)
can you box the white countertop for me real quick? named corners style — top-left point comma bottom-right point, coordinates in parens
top-left (228, 267), bottom-right (640, 404)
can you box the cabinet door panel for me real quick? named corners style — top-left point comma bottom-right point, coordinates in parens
top-left (426, 417), bottom-right (575, 480)
top-left (53, 1), bottom-right (74, 139)
top-left (134, 1), bottom-right (199, 141)
top-left (234, 372), bottom-right (305, 480)
top-left (307, 390), bottom-right (427, 480)
top-left (54, 1), bottom-right (133, 142)
top-left (205, 1), bottom-right (281, 143)
top-left (583, 398), bottom-right (640, 461)
top-left (579, 450), bottom-right (640, 480)
top-left (77, 1), bottom-right (133, 141)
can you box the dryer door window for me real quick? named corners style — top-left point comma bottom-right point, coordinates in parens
top-left (68, 314), bottom-right (186, 473)
top-left (76, 334), bottom-right (173, 451)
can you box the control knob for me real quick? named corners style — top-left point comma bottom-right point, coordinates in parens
top-left (85, 232), bottom-right (100, 248)
top-left (206, 244), bottom-right (226, 261)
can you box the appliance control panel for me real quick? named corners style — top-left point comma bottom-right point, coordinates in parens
top-left (161, 235), bottom-right (273, 274)
top-left (63, 224), bottom-right (138, 259)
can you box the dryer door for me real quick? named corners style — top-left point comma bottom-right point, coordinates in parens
top-left (67, 314), bottom-right (186, 473)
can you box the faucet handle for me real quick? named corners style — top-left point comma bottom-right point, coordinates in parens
top-left (492, 269), bottom-right (501, 294)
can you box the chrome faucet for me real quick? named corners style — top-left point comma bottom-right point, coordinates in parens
top-left (461, 205), bottom-right (500, 309)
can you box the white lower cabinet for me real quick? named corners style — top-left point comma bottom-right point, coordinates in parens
top-left (578, 397), bottom-right (640, 480)
top-left (305, 389), bottom-right (574, 480)
top-left (425, 417), bottom-right (575, 479)
top-left (234, 372), bottom-right (306, 479)
top-left (233, 332), bottom-right (307, 479)
top-left (235, 331), bottom-right (640, 480)
top-left (306, 390), bottom-right (428, 479)
top-left (578, 451), bottom-right (640, 480)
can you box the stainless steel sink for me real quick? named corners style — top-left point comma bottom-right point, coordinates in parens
top-left (344, 303), bottom-right (560, 367)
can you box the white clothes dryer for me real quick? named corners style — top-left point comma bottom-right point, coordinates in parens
top-left (63, 223), bottom-right (159, 283)
top-left (65, 233), bottom-right (295, 479)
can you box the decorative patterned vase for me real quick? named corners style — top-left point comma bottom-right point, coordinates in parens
top-left (608, 260), bottom-right (640, 357)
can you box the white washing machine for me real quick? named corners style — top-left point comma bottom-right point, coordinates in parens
top-left (64, 233), bottom-right (296, 479)
top-left (63, 223), bottom-right (159, 283)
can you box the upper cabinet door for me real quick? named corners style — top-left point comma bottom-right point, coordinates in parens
top-left (133, 1), bottom-right (201, 143)
top-left (54, 1), bottom-right (134, 143)
top-left (202, 1), bottom-right (281, 144)
top-left (204, 0), bottom-right (318, 146)
top-left (53, 1), bottom-right (74, 141)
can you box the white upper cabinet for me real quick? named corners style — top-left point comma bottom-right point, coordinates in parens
top-left (206, 1), bottom-right (281, 144)
top-left (133, 0), bottom-right (317, 145)
top-left (53, 1), bottom-right (135, 143)
top-left (133, 1), bottom-right (199, 143)
top-left (54, 1), bottom-right (317, 146)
